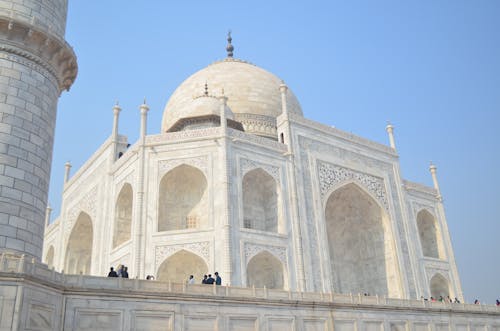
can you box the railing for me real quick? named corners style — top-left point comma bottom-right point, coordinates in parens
top-left (1, 253), bottom-right (499, 314)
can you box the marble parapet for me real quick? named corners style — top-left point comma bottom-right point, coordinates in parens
top-left (1, 253), bottom-right (499, 314)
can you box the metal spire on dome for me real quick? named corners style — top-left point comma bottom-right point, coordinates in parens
top-left (226, 30), bottom-right (234, 58)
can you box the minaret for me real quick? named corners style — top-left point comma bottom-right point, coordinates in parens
top-left (0, 1), bottom-right (77, 259)
top-left (386, 122), bottom-right (397, 150)
top-left (133, 99), bottom-right (149, 277)
top-left (45, 205), bottom-right (52, 229)
top-left (218, 91), bottom-right (232, 283)
top-left (64, 161), bottom-right (72, 183)
top-left (111, 102), bottom-right (122, 161)
top-left (429, 162), bottom-right (442, 201)
top-left (219, 91), bottom-right (228, 131)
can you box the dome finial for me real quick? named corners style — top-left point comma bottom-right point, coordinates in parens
top-left (226, 30), bottom-right (234, 58)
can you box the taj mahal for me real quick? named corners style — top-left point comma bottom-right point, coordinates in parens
top-left (0, 1), bottom-right (499, 330)
top-left (43, 32), bottom-right (461, 301)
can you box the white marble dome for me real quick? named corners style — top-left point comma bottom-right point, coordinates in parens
top-left (161, 58), bottom-right (303, 137)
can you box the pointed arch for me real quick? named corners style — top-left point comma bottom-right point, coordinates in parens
top-left (156, 250), bottom-right (208, 283)
top-left (417, 209), bottom-right (444, 259)
top-left (45, 245), bottom-right (54, 269)
top-left (324, 182), bottom-right (401, 297)
top-left (158, 164), bottom-right (208, 231)
top-left (247, 251), bottom-right (284, 289)
top-left (113, 183), bottom-right (133, 248)
top-left (429, 273), bottom-right (450, 299)
top-left (242, 168), bottom-right (280, 233)
top-left (65, 212), bottom-right (93, 275)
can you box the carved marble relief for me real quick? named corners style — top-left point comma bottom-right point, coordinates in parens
top-left (244, 243), bottom-right (287, 266)
top-left (155, 241), bottom-right (210, 268)
top-left (158, 156), bottom-right (208, 177)
top-left (65, 186), bottom-right (98, 240)
top-left (240, 158), bottom-right (280, 183)
top-left (318, 161), bottom-right (389, 212)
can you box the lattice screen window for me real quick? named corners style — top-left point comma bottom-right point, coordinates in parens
top-left (186, 216), bottom-right (198, 229)
top-left (244, 218), bottom-right (253, 229)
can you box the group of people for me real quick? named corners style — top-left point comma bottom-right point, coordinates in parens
top-left (188, 272), bottom-right (221, 285)
top-left (421, 296), bottom-right (500, 306)
top-left (103, 270), bottom-right (500, 306)
top-left (421, 295), bottom-right (460, 303)
top-left (107, 265), bottom-right (129, 278)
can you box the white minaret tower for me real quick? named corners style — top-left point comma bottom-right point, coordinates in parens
top-left (0, 0), bottom-right (77, 260)
top-left (429, 162), bottom-right (442, 201)
top-left (386, 122), bottom-right (396, 150)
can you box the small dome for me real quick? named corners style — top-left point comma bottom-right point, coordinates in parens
top-left (162, 58), bottom-right (302, 137)
top-left (186, 95), bottom-right (233, 119)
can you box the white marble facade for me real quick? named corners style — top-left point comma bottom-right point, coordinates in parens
top-left (43, 46), bottom-right (462, 302)
top-left (3, 0), bottom-right (496, 329)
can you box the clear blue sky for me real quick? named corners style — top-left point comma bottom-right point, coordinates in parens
top-left (51, 1), bottom-right (500, 303)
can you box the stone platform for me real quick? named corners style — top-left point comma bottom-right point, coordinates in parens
top-left (0, 254), bottom-right (498, 330)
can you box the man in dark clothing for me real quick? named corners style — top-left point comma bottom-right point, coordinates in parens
top-left (108, 267), bottom-right (118, 277)
top-left (122, 266), bottom-right (129, 278)
top-left (202, 275), bottom-right (208, 284)
top-left (215, 272), bottom-right (221, 285)
top-left (206, 274), bottom-right (215, 284)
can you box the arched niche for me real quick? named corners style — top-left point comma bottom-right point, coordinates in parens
top-left (247, 251), bottom-right (284, 289)
top-left (156, 250), bottom-right (208, 283)
top-left (158, 165), bottom-right (208, 231)
top-left (65, 212), bottom-right (93, 275)
top-left (45, 245), bottom-right (54, 269)
top-left (325, 182), bottom-right (400, 297)
top-left (113, 183), bottom-right (133, 248)
top-left (417, 209), bottom-right (444, 259)
top-left (429, 273), bottom-right (450, 299)
top-left (242, 168), bottom-right (280, 233)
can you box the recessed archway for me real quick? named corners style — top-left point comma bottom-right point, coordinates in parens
top-left (158, 165), bottom-right (208, 231)
top-left (64, 212), bottom-right (93, 275)
top-left (247, 251), bottom-right (285, 289)
top-left (242, 168), bottom-right (279, 233)
top-left (417, 209), bottom-right (444, 259)
top-left (429, 273), bottom-right (450, 299)
top-left (45, 245), bottom-right (54, 269)
top-left (156, 250), bottom-right (208, 283)
top-left (325, 182), bottom-right (400, 297)
top-left (113, 183), bottom-right (133, 248)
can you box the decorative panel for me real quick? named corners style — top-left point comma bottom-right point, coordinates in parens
top-left (244, 243), bottom-right (287, 266)
top-left (74, 309), bottom-right (122, 331)
top-left (158, 156), bottom-right (208, 177)
top-left (241, 158), bottom-right (280, 183)
top-left (155, 241), bottom-right (210, 268)
top-left (303, 318), bottom-right (327, 331)
top-left (184, 316), bottom-right (217, 331)
top-left (364, 321), bottom-right (383, 331)
top-left (317, 161), bottom-right (388, 212)
top-left (227, 316), bottom-right (257, 331)
top-left (334, 320), bottom-right (357, 331)
top-left (131, 311), bottom-right (173, 331)
top-left (268, 317), bottom-right (294, 331)
top-left (435, 323), bottom-right (449, 331)
top-left (26, 302), bottom-right (55, 330)
top-left (413, 323), bottom-right (430, 331)
top-left (390, 322), bottom-right (407, 331)
top-left (65, 186), bottom-right (98, 240)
